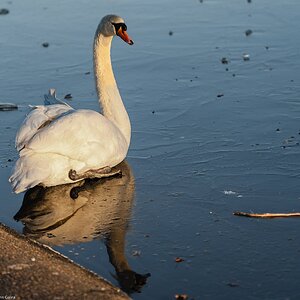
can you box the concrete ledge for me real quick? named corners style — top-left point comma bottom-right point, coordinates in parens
top-left (0, 223), bottom-right (130, 300)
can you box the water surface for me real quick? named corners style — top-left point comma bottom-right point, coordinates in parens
top-left (1, 0), bottom-right (300, 299)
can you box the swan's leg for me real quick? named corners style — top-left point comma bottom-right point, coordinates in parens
top-left (69, 167), bottom-right (122, 181)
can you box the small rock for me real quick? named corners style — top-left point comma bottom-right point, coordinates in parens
top-left (132, 250), bottom-right (141, 256)
top-left (169, 31), bottom-right (173, 36)
top-left (243, 53), bottom-right (250, 61)
top-left (265, 46), bottom-right (269, 50)
top-left (175, 257), bottom-right (184, 263)
top-left (175, 294), bottom-right (188, 300)
top-left (152, 110), bottom-right (155, 114)
top-left (223, 190), bottom-right (237, 195)
top-left (64, 93), bottom-right (72, 100)
top-left (221, 57), bottom-right (229, 64)
top-left (42, 42), bottom-right (49, 48)
top-left (227, 282), bottom-right (239, 287)
top-left (245, 29), bottom-right (253, 36)
top-left (0, 8), bottom-right (9, 15)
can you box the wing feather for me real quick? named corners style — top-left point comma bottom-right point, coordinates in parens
top-left (24, 109), bottom-right (128, 168)
top-left (16, 105), bottom-right (73, 151)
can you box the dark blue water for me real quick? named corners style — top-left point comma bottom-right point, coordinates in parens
top-left (1, 0), bottom-right (300, 299)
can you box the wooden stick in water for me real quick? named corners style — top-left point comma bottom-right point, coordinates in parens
top-left (233, 211), bottom-right (300, 218)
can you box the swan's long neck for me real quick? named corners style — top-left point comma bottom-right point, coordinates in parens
top-left (93, 33), bottom-right (131, 146)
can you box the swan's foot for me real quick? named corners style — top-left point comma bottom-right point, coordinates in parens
top-left (68, 167), bottom-right (122, 181)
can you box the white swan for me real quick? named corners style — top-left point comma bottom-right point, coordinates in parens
top-left (9, 15), bottom-right (134, 193)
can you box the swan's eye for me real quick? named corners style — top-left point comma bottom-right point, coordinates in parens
top-left (112, 22), bottom-right (127, 33)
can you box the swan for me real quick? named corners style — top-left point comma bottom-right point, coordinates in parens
top-left (9, 15), bottom-right (134, 193)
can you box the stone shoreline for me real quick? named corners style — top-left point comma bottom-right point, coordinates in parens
top-left (0, 223), bottom-right (130, 300)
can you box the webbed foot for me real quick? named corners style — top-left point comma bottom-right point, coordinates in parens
top-left (69, 167), bottom-right (122, 181)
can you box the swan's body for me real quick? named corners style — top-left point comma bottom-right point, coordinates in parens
top-left (9, 15), bottom-right (134, 193)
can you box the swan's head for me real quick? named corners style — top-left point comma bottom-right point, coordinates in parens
top-left (98, 15), bottom-right (134, 45)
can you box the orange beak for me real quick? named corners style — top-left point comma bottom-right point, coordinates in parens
top-left (117, 27), bottom-right (134, 45)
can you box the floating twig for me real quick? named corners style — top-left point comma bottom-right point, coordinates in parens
top-left (233, 211), bottom-right (300, 218)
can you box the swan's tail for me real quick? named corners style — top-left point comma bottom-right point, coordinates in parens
top-left (9, 151), bottom-right (48, 193)
top-left (44, 89), bottom-right (71, 107)
top-left (9, 150), bottom-right (75, 194)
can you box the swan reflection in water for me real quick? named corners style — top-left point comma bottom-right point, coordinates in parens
top-left (14, 161), bottom-right (150, 293)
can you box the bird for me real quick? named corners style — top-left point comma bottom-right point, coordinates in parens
top-left (9, 15), bottom-right (134, 193)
